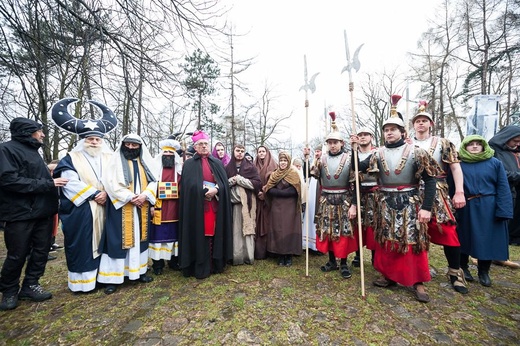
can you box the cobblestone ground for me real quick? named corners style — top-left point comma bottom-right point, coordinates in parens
top-left (0, 231), bottom-right (519, 345)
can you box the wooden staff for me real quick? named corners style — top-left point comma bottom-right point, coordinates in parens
top-left (342, 30), bottom-right (366, 298)
top-left (299, 55), bottom-right (319, 277)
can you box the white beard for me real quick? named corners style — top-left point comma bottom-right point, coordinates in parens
top-left (84, 145), bottom-right (102, 157)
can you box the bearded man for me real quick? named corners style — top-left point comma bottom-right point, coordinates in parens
top-left (98, 134), bottom-right (157, 294)
top-left (54, 133), bottom-right (113, 292)
top-left (149, 138), bottom-right (183, 274)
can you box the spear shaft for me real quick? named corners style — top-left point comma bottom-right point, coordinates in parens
top-left (344, 30), bottom-right (365, 298)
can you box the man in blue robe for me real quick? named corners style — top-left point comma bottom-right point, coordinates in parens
top-left (54, 134), bottom-right (113, 292)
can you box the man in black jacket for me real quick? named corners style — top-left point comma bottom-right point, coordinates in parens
top-left (0, 118), bottom-right (68, 311)
top-left (489, 125), bottom-right (520, 246)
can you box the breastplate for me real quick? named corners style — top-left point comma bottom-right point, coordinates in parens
top-left (358, 149), bottom-right (377, 186)
top-left (320, 153), bottom-right (351, 189)
top-left (377, 145), bottom-right (418, 187)
top-left (413, 136), bottom-right (441, 163)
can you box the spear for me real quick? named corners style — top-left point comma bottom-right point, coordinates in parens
top-left (341, 30), bottom-right (366, 298)
top-left (299, 55), bottom-right (319, 277)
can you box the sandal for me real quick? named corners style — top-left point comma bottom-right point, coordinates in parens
top-left (373, 277), bottom-right (396, 288)
top-left (447, 268), bottom-right (469, 294)
top-left (320, 261), bottom-right (339, 272)
top-left (340, 265), bottom-right (352, 279)
top-left (413, 284), bottom-right (430, 303)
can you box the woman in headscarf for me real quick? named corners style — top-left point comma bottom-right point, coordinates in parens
top-left (253, 145), bottom-right (277, 259)
top-left (212, 141), bottom-right (231, 167)
top-left (264, 151), bottom-right (302, 266)
top-left (225, 144), bottom-right (261, 265)
top-left (455, 135), bottom-right (513, 287)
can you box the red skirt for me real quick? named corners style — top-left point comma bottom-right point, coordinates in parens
top-left (373, 241), bottom-right (430, 286)
top-left (428, 217), bottom-right (460, 246)
top-left (316, 233), bottom-right (359, 258)
top-left (364, 225), bottom-right (376, 251)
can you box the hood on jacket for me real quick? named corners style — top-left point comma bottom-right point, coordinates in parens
top-left (9, 117), bottom-right (44, 148)
top-left (489, 125), bottom-right (520, 151)
top-left (10, 117), bottom-right (43, 137)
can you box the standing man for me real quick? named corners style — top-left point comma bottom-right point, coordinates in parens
top-left (362, 106), bottom-right (440, 303)
top-left (178, 130), bottom-right (233, 279)
top-left (311, 113), bottom-right (358, 279)
top-left (98, 134), bottom-right (157, 294)
top-left (225, 144), bottom-right (261, 265)
top-left (489, 125), bottom-right (520, 246)
top-left (411, 103), bottom-right (468, 294)
top-left (0, 118), bottom-right (68, 311)
top-left (351, 127), bottom-right (378, 267)
top-left (51, 99), bottom-right (116, 293)
top-left (149, 138), bottom-right (183, 274)
top-left (53, 135), bottom-right (113, 292)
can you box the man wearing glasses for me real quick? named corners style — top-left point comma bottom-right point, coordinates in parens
top-left (178, 131), bottom-right (233, 279)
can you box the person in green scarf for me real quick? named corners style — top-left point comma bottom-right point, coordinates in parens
top-left (454, 135), bottom-right (513, 287)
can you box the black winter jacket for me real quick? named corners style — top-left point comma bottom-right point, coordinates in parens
top-left (0, 119), bottom-right (58, 221)
top-left (489, 125), bottom-right (520, 198)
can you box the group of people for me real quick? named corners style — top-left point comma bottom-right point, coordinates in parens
top-left (304, 101), bottom-right (516, 303)
top-left (0, 105), bottom-right (305, 311)
top-left (0, 97), bottom-right (518, 311)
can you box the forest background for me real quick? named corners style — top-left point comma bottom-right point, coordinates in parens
top-left (0, 0), bottom-right (519, 159)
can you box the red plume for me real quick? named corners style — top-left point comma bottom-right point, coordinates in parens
top-left (329, 111), bottom-right (336, 121)
top-left (418, 100), bottom-right (428, 112)
top-left (391, 94), bottom-right (402, 106)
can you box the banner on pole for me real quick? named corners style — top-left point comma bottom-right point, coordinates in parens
top-left (466, 95), bottom-right (500, 141)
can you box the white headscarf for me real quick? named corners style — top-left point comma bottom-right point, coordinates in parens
top-left (109, 134), bottom-right (158, 187)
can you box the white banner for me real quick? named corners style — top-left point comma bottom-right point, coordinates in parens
top-left (466, 95), bottom-right (500, 141)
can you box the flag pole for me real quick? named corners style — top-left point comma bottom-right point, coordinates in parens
top-left (300, 55), bottom-right (319, 277)
top-left (342, 30), bottom-right (366, 298)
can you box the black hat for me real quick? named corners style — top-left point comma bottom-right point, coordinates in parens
top-left (52, 97), bottom-right (117, 138)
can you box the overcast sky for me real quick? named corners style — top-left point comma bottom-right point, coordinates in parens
top-left (222, 0), bottom-right (443, 143)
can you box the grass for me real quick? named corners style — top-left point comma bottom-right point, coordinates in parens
top-left (0, 237), bottom-right (519, 345)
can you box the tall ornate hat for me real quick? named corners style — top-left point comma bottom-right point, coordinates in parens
top-left (411, 100), bottom-right (434, 123)
top-left (51, 97), bottom-right (117, 138)
top-left (382, 94), bottom-right (405, 128)
top-left (159, 138), bottom-right (181, 152)
top-left (325, 112), bottom-right (343, 141)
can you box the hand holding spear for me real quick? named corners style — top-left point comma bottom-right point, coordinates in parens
top-left (341, 30), bottom-right (366, 298)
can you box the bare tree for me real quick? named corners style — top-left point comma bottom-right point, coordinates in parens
top-left (0, 0), bottom-right (229, 159)
top-left (244, 82), bottom-right (291, 151)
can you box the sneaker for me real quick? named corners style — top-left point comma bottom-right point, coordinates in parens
top-left (0, 293), bottom-right (18, 311)
top-left (48, 254), bottom-right (57, 260)
top-left (51, 243), bottom-right (63, 251)
top-left (18, 284), bottom-right (52, 302)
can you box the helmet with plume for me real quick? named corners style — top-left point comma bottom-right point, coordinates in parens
top-left (325, 111), bottom-right (343, 142)
top-left (411, 100), bottom-right (433, 123)
top-left (382, 94), bottom-right (405, 128)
